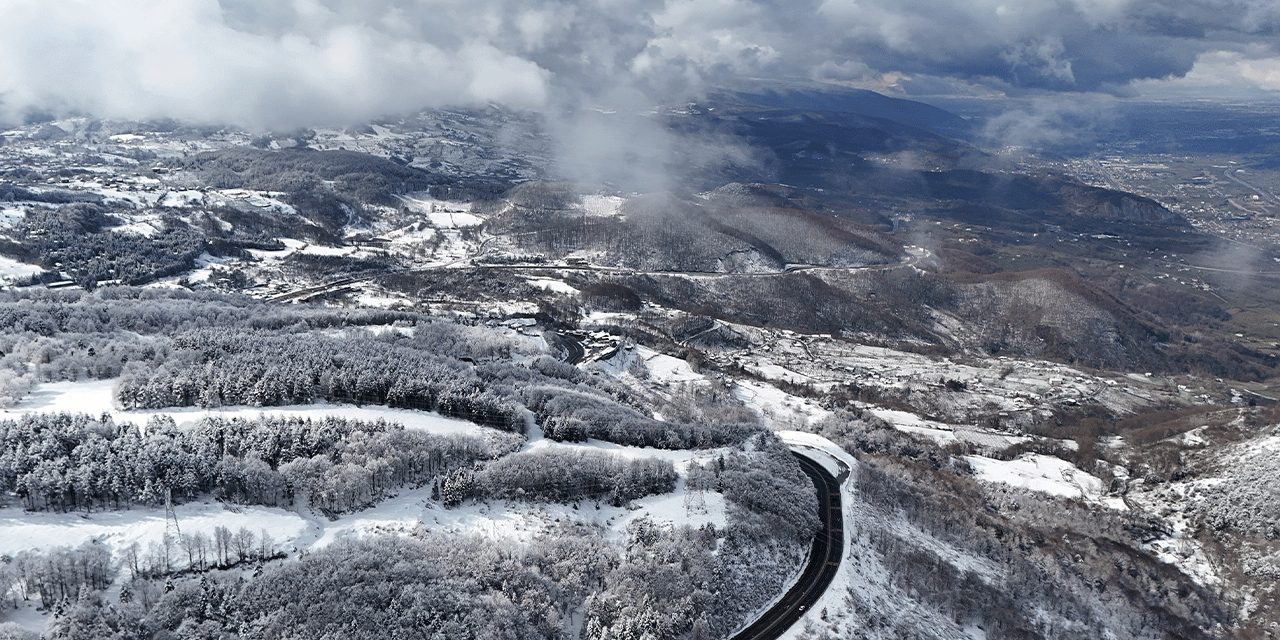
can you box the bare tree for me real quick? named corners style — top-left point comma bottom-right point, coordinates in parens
top-left (213, 526), bottom-right (233, 567)
top-left (233, 527), bottom-right (256, 563)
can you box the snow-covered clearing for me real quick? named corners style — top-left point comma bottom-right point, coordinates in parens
top-left (0, 455), bottom-right (731, 561)
top-left (964, 454), bottom-right (1126, 510)
top-left (298, 243), bottom-right (355, 257)
top-left (525, 277), bottom-right (578, 294)
top-left (213, 189), bottom-right (295, 213)
top-left (580, 194), bottom-right (626, 217)
top-left (0, 205), bottom-right (29, 227)
top-left (637, 346), bottom-right (705, 385)
top-left (0, 254), bottom-right (44, 281)
top-left (8, 379), bottom-right (492, 438)
top-left (398, 196), bottom-right (484, 228)
top-left (513, 419), bottom-right (733, 539)
top-left (1, 377), bottom-right (732, 569)
top-left (110, 214), bottom-right (164, 237)
top-left (865, 406), bottom-right (1028, 450)
top-left (386, 223), bottom-right (438, 244)
top-left (294, 430), bottom-right (731, 550)
top-left (158, 190), bottom-right (207, 208)
top-left (149, 252), bottom-right (227, 287)
top-left (353, 292), bottom-right (412, 309)
top-left (245, 237), bottom-right (307, 260)
top-left (0, 502), bottom-right (309, 559)
top-left (735, 379), bottom-right (832, 428)
top-left (245, 238), bottom-right (361, 261)
top-left (744, 360), bottom-right (814, 385)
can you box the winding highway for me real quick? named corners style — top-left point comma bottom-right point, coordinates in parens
top-left (263, 234), bottom-right (858, 639)
top-left (1225, 167), bottom-right (1280, 206)
top-left (729, 451), bottom-right (845, 640)
top-left (265, 245), bottom-right (927, 303)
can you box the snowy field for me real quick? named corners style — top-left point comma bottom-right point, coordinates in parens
top-left (7, 379), bottom-right (490, 438)
top-left (0, 502), bottom-right (310, 559)
top-left (398, 196), bottom-right (484, 228)
top-left (635, 346), bottom-right (706, 385)
top-left (0, 255), bottom-right (44, 282)
top-left (525, 276), bottom-right (579, 294)
top-left (964, 453), bottom-right (1127, 510)
top-left (0, 378), bottom-right (733, 611)
top-left (735, 378), bottom-right (832, 428)
top-left (580, 194), bottom-right (626, 218)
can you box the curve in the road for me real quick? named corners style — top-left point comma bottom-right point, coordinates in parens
top-left (548, 331), bottom-right (585, 365)
top-left (729, 451), bottom-right (844, 640)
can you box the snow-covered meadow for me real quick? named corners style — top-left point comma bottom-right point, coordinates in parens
top-left (0, 376), bottom-right (735, 565)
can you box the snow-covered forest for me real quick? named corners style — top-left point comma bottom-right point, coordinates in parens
top-left (0, 286), bottom-right (819, 640)
top-left (0, 433), bottom-right (813, 640)
top-left (0, 414), bottom-right (501, 512)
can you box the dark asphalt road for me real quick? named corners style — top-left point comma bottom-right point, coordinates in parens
top-left (729, 451), bottom-right (844, 640)
top-left (544, 331), bottom-right (585, 364)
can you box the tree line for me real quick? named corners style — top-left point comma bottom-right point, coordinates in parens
top-left (14, 433), bottom-right (821, 640)
top-left (115, 330), bottom-right (527, 432)
top-left (1, 204), bottom-right (206, 288)
top-left (0, 413), bottom-right (497, 514)
top-left (439, 448), bottom-right (678, 507)
top-left (0, 288), bottom-right (764, 452)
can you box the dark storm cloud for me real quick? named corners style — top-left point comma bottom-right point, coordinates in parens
top-left (1, 0), bottom-right (1277, 128)
top-left (814, 0), bottom-right (1278, 91)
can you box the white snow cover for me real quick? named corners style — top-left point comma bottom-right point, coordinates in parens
top-left (399, 196), bottom-right (484, 228)
top-left (636, 346), bottom-right (705, 384)
top-left (0, 379), bottom-right (731, 576)
top-left (580, 194), bottom-right (626, 217)
top-left (0, 254), bottom-right (44, 281)
top-left (9, 379), bottom-right (491, 438)
top-left (866, 406), bottom-right (1028, 450)
top-left (245, 237), bottom-right (307, 260)
top-left (526, 277), bottom-right (579, 294)
top-left (0, 503), bottom-right (309, 559)
top-left (298, 244), bottom-right (355, 257)
top-left (964, 453), bottom-right (1125, 510)
top-left (148, 252), bottom-right (227, 287)
top-left (110, 215), bottom-right (164, 237)
top-left (734, 379), bottom-right (832, 428)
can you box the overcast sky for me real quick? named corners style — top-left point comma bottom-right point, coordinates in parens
top-left (1, 0), bottom-right (1277, 128)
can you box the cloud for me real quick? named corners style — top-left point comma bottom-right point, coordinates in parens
top-left (0, 0), bottom-right (553, 127)
top-left (1134, 48), bottom-right (1280, 98)
top-left (0, 0), bottom-right (1274, 127)
top-left (979, 95), bottom-right (1122, 150)
top-left (1, 0), bottom-right (1277, 138)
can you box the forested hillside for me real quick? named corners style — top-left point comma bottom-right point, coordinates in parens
top-left (0, 284), bottom-right (822, 640)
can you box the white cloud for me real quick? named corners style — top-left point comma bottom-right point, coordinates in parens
top-left (1134, 49), bottom-right (1280, 98)
top-left (0, 0), bottom-right (550, 127)
top-left (1238, 57), bottom-right (1280, 90)
top-left (0, 0), bottom-right (1278, 129)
